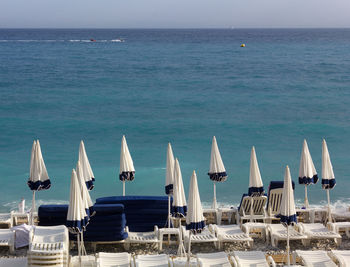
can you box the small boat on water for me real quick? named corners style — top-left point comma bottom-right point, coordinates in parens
top-left (90, 39), bottom-right (96, 42)
top-left (111, 38), bottom-right (125, 42)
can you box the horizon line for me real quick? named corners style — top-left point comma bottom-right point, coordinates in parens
top-left (1, 27), bottom-right (350, 30)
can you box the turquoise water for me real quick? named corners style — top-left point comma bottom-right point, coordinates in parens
top-left (1, 29), bottom-right (350, 212)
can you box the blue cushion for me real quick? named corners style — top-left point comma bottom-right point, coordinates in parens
top-left (93, 204), bottom-right (124, 214)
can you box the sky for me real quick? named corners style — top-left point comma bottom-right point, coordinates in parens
top-left (1, 0), bottom-right (350, 28)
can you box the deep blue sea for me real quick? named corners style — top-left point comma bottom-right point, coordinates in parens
top-left (1, 29), bottom-right (350, 212)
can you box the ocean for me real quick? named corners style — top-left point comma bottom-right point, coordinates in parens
top-left (1, 28), bottom-right (350, 212)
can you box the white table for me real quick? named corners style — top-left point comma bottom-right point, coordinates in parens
top-left (158, 227), bottom-right (181, 251)
top-left (203, 207), bottom-right (237, 225)
top-left (241, 222), bottom-right (267, 240)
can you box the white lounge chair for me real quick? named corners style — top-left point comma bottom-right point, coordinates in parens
top-left (124, 226), bottom-right (160, 251)
top-left (0, 229), bottom-right (15, 254)
top-left (266, 224), bottom-right (307, 247)
top-left (210, 224), bottom-right (253, 249)
top-left (328, 221), bottom-right (350, 238)
top-left (294, 250), bottom-right (337, 267)
top-left (236, 195), bottom-right (267, 223)
top-left (329, 250), bottom-right (350, 267)
top-left (197, 252), bottom-right (231, 267)
top-left (181, 226), bottom-right (218, 249)
top-left (299, 223), bottom-right (341, 246)
top-left (134, 254), bottom-right (173, 267)
top-left (0, 257), bottom-right (27, 267)
top-left (28, 225), bottom-right (69, 267)
top-left (265, 188), bottom-right (283, 223)
top-left (231, 251), bottom-right (276, 267)
top-left (96, 252), bottom-right (131, 267)
top-left (70, 255), bottom-right (96, 267)
top-left (0, 212), bottom-right (13, 228)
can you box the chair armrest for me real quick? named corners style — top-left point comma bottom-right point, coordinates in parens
top-left (230, 256), bottom-right (237, 267)
top-left (295, 223), bottom-right (304, 233)
top-left (154, 225), bottom-right (159, 234)
top-left (125, 226), bottom-right (129, 233)
top-left (327, 222), bottom-right (336, 232)
top-left (266, 256), bottom-right (276, 267)
top-left (208, 224), bottom-right (215, 234)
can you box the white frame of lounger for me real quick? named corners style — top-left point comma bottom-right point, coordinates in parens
top-left (294, 250), bottom-right (337, 267)
top-left (236, 196), bottom-right (267, 224)
top-left (197, 251), bottom-right (232, 267)
top-left (0, 212), bottom-right (13, 228)
top-left (265, 188), bottom-right (283, 223)
top-left (0, 257), bottom-right (28, 267)
top-left (266, 224), bottom-right (307, 247)
top-left (0, 229), bottom-right (15, 254)
top-left (231, 251), bottom-right (276, 267)
top-left (124, 225), bottom-right (160, 251)
top-left (181, 226), bottom-right (218, 250)
top-left (329, 250), bottom-right (350, 267)
top-left (96, 252), bottom-right (132, 267)
top-left (328, 221), bottom-right (350, 238)
top-left (28, 225), bottom-right (69, 267)
top-left (134, 254), bottom-right (173, 267)
top-left (209, 224), bottom-right (253, 249)
top-left (298, 223), bottom-right (341, 246)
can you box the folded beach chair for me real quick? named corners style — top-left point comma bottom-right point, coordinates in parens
top-left (96, 252), bottom-right (131, 267)
top-left (267, 224), bottom-right (307, 247)
top-left (231, 251), bottom-right (276, 267)
top-left (294, 250), bottom-right (337, 267)
top-left (134, 254), bottom-right (173, 267)
top-left (329, 250), bottom-right (350, 267)
top-left (209, 224), bottom-right (253, 249)
top-left (0, 229), bottom-right (15, 254)
top-left (124, 225), bottom-right (160, 251)
top-left (28, 225), bottom-right (69, 267)
top-left (328, 221), bottom-right (350, 238)
top-left (299, 223), bottom-right (341, 246)
top-left (197, 252), bottom-right (231, 267)
top-left (181, 226), bottom-right (218, 249)
top-left (0, 212), bottom-right (13, 228)
top-left (265, 181), bottom-right (295, 223)
top-left (236, 194), bottom-right (267, 223)
top-left (0, 257), bottom-right (27, 267)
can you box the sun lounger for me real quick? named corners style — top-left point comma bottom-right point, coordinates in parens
top-left (241, 222), bottom-right (267, 240)
top-left (210, 224), bottom-right (253, 249)
top-left (0, 229), bottom-right (15, 254)
top-left (96, 252), bottom-right (131, 267)
top-left (0, 212), bottom-right (13, 228)
top-left (181, 226), bottom-right (218, 249)
top-left (172, 257), bottom-right (197, 267)
top-left (329, 250), bottom-right (350, 267)
top-left (124, 225), bottom-right (160, 251)
top-left (134, 254), bottom-right (172, 267)
top-left (197, 252), bottom-right (231, 267)
top-left (70, 255), bottom-right (96, 267)
top-left (28, 225), bottom-right (69, 267)
top-left (294, 250), bottom-right (337, 267)
top-left (299, 223), bottom-right (341, 246)
top-left (266, 224), bottom-right (307, 247)
top-left (328, 221), bottom-right (350, 238)
top-left (231, 251), bottom-right (276, 267)
top-left (0, 257), bottom-right (27, 267)
top-left (236, 194), bottom-right (267, 223)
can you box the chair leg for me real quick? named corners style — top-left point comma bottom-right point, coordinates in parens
top-left (301, 239), bottom-right (310, 246)
top-left (124, 242), bottom-right (130, 250)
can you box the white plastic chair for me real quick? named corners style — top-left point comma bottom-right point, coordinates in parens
top-left (28, 225), bottom-right (69, 267)
top-left (231, 251), bottom-right (275, 267)
top-left (294, 250), bottom-right (337, 267)
top-left (236, 196), bottom-right (267, 223)
top-left (134, 254), bottom-right (173, 267)
top-left (181, 226), bottom-right (218, 249)
top-left (266, 224), bottom-right (307, 247)
top-left (197, 252), bottom-right (231, 267)
top-left (124, 226), bottom-right (160, 251)
top-left (96, 252), bottom-right (131, 267)
top-left (329, 250), bottom-right (350, 267)
top-left (209, 224), bottom-right (253, 249)
top-left (299, 223), bottom-right (341, 246)
top-left (0, 229), bottom-right (15, 254)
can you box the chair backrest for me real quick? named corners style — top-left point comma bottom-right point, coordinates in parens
top-left (296, 250), bottom-right (336, 266)
top-left (135, 254), bottom-right (169, 267)
top-left (238, 195), bottom-right (267, 216)
top-left (32, 225), bottom-right (68, 243)
top-left (197, 252), bottom-right (229, 265)
top-left (233, 251), bottom-right (268, 266)
top-left (97, 252), bottom-right (130, 267)
top-left (266, 181), bottom-right (295, 216)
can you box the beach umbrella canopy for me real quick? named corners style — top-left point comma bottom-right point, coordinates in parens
top-left (66, 169), bottom-right (88, 233)
top-left (278, 165), bottom-right (297, 267)
top-left (172, 158), bottom-right (187, 217)
top-left (322, 139), bottom-right (336, 223)
top-left (298, 139), bottom-right (318, 208)
top-left (186, 170), bottom-right (205, 258)
top-left (27, 140), bottom-right (51, 225)
top-left (165, 143), bottom-right (175, 195)
top-left (79, 140), bottom-right (95, 190)
top-left (76, 161), bottom-right (94, 218)
top-left (119, 135), bottom-right (135, 196)
top-left (248, 146), bottom-right (264, 196)
top-left (208, 136), bottom-right (227, 209)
